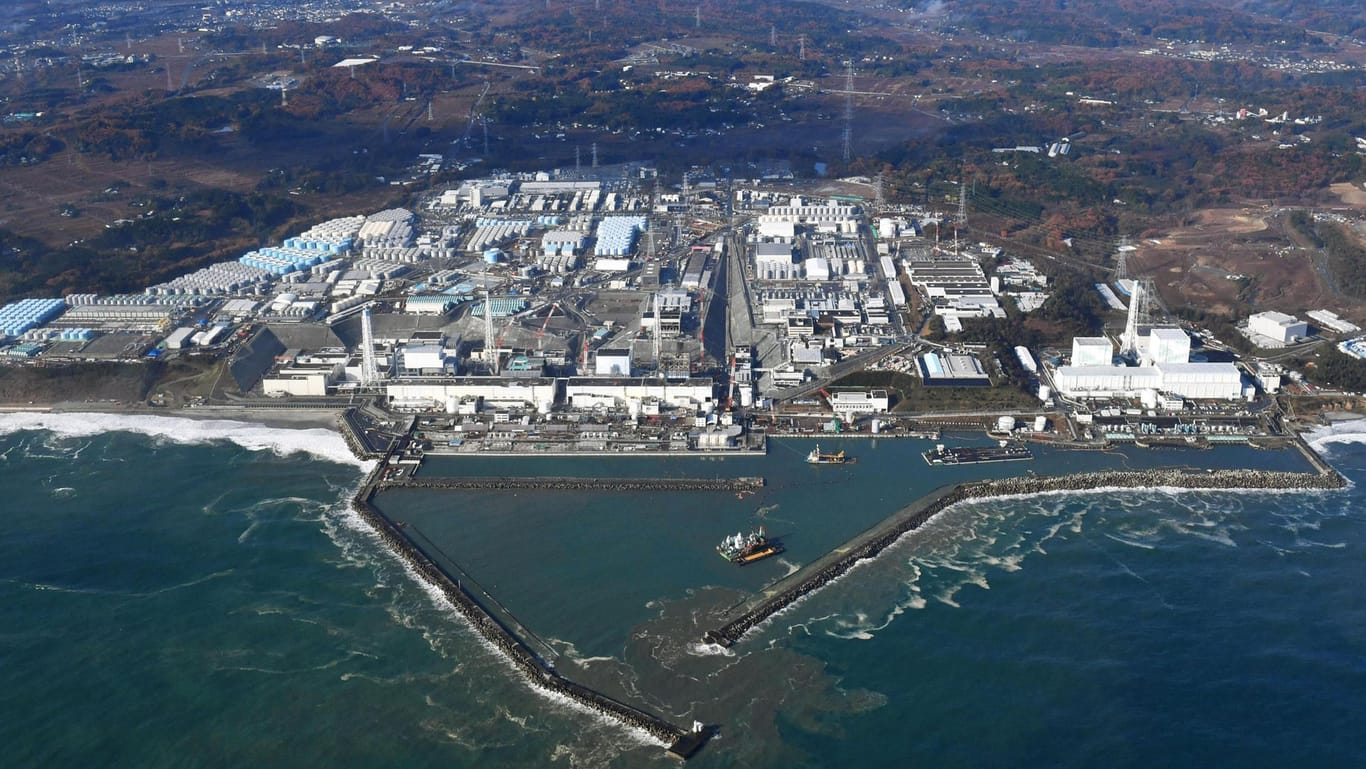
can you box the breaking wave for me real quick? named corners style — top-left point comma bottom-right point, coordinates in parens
top-left (0, 411), bottom-right (369, 468)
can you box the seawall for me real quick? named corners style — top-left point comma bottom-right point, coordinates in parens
top-left (348, 467), bottom-right (697, 754)
top-left (379, 475), bottom-right (765, 492)
top-left (704, 463), bottom-right (1345, 647)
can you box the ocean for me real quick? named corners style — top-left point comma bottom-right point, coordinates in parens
top-left (2, 413), bottom-right (1363, 768)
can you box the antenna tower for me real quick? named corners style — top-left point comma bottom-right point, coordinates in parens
top-left (956, 179), bottom-right (967, 225)
top-left (842, 61), bottom-right (854, 163)
top-left (361, 307), bottom-right (379, 385)
top-left (575, 146), bottom-right (581, 172)
top-left (427, 101), bottom-right (434, 121)
top-left (874, 173), bottom-right (885, 209)
top-left (799, 35), bottom-right (806, 61)
top-left (696, 6), bottom-right (701, 28)
top-left (770, 26), bottom-right (777, 47)
top-left (591, 142), bottom-right (598, 169)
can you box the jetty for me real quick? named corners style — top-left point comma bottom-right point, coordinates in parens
top-left (704, 461), bottom-right (1345, 648)
top-left (377, 475), bottom-right (765, 492)
top-left (349, 460), bottom-right (710, 759)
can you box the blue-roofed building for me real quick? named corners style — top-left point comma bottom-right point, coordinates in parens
top-left (470, 297), bottom-right (529, 317)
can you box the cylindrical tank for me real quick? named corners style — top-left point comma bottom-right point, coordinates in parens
top-left (997, 416), bottom-right (1016, 432)
top-left (1033, 416), bottom-right (1048, 432)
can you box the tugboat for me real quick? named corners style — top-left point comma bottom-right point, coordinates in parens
top-left (716, 526), bottom-right (783, 564)
top-left (805, 443), bottom-right (850, 465)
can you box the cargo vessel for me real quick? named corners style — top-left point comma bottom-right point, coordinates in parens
top-left (717, 526), bottom-right (783, 564)
top-left (806, 444), bottom-right (850, 465)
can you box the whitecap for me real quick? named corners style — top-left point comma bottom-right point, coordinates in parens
top-left (0, 411), bottom-right (370, 468)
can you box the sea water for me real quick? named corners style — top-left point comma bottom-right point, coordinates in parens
top-left (2, 414), bottom-right (1363, 767)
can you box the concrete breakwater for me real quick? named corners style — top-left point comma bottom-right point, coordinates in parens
top-left (704, 464), bottom-right (1345, 648)
top-left (349, 471), bottom-right (698, 754)
top-left (379, 475), bottom-right (765, 492)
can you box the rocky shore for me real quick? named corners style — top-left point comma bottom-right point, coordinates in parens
top-left (705, 461), bottom-right (1345, 647)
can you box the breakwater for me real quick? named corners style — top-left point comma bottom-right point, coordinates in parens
top-left (349, 467), bottom-right (704, 757)
top-left (704, 463), bottom-right (1345, 648)
top-left (378, 475), bottom-right (765, 492)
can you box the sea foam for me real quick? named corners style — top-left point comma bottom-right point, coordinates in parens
top-left (0, 411), bottom-right (370, 468)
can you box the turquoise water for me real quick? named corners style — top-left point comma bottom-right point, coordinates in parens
top-left (1, 414), bottom-right (1362, 767)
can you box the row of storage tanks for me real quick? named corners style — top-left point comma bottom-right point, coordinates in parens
top-left (593, 216), bottom-right (647, 256)
top-left (148, 261), bottom-right (275, 296)
top-left (0, 298), bottom-right (66, 337)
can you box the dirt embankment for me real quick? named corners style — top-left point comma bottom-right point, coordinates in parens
top-left (0, 361), bottom-right (165, 405)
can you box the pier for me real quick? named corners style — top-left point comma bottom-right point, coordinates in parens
top-left (349, 461), bottom-right (709, 759)
top-left (377, 475), bottom-right (765, 492)
top-left (704, 463), bottom-right (1346, 648)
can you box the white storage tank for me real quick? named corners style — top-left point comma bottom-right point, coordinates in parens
top-left (1033, 416), bottom-right (1048, 432)
top-left (997, 416), bottom-right (1016, 432)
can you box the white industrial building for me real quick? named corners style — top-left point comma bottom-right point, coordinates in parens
top-left (594, 349), bottom-right (632, 377)
top-left (1072, 337), bottom-right (1114, 366)
top-left (1248, 311), bottom-right (1308, 343)
top-left (754, 241), bottom-right (797, 280)
top-left (1052, 362), bottom-right (1243, 401)
top-left (1144, 327), bottom-right (1191, 365)
top-left (386, 379), bottom-right (559, 413)
top-left (829, 390), bottom-right (890, 419)
top-left (262, 357), bottom-right (345, 397)
top-left (565, 377), bottom-right (714, 411)
top-left (398, 344), bottom-right (451, 376)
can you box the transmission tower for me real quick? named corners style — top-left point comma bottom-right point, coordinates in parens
top-left (874, 173), bottom-right (885, 209)
top-left (591, 142), bottom-right (598, 169)
top-left (842, 61), bottom-right (854, 163)
top-left (956, 179), bottom-right (967, 225)
top-left (799, 35), bottom-right (806, 61)
top-left (1114, 235), bottom-right (1131, 282)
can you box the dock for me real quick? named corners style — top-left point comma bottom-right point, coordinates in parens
top-left (923, 444), bottom-right (1033, 465)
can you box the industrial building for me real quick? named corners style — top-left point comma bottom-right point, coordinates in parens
top-left (1143, 327), bottom-right (1192, 365)
top-left (919, 351), bottom-right (991, 386)
top-left (1071, 337), bottom-right (1114, 366)
top-left (829, 389), bottom-right (890, 419)
top-left (1053, 362), bottom-right (1243, 401)
top-left (1248, 311), bottom-right (1308, 344)
top-left (386, 378), bottom-right (559, 413)
top-left (565, 377), bottom-right (715, 411)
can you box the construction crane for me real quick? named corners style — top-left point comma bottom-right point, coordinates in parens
top-left (819, 387), bottom-right (843, 432)
top-left (537, 302), bottom-right (558, 351)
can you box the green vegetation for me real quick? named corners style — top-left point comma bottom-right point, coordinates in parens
top-left (1297, 346), bottom-right (1366, 392)
top-left (0, 189), bottom-right (299, 298)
